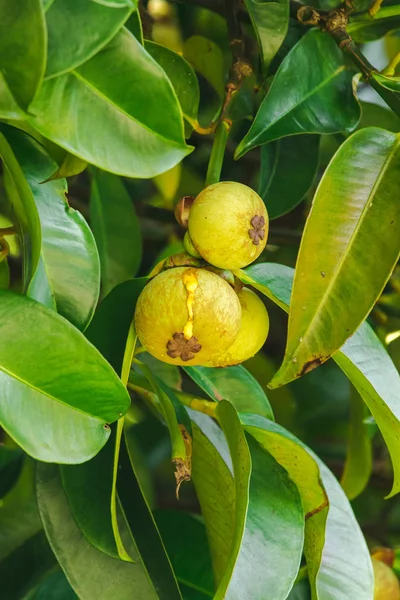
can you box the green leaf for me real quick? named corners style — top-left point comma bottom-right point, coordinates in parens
top-left (269, 127), bottom-right (400, 387)
top-left (0, 0), bottom-right (46, 109)
top-left (235, 30), bottom-right (360, 158)
top-left (0, 290), bottom-right (131, 463)
top-left (184, 365), bottom-right (274, 420)
top-left (358, 100), bottom-right (400, 132)
top-left (183, 36), bottom-right (225, 99)
top-left (36, 463), bottom-right (173, 600)
top-left (241, 413), bottom-right (374, 600)
top-left (372, 71), bottom-right (400, 92)
top-left (25, 569), bottom-right (78, 600)
top-left (91, 0), bottom-right (136, 6)
top-left (259, 135), bottom-right (320, 219)
top-left (155, 510), bottom-right (214, 598)
top-left (0, 130), bottom-right (42, 291)
top-left (146, 41), bottom-right (200, 127)
top-left (244, 0), bottom-right (289, 74)
top-left (1, 124), bottom-right (100, 330)
top-left (90, 170), bottom-right (142, 296)
top-left (45, 0), bottom-right (132, 77)
top-left (214, 402), bottom-right (304, 600)
top-left (0, 258), bottom-right (9, 290)
top-left (28, 28), bottom-right (192, 178)
top-left (0, 445), bottom-right (23, 498)
top-left (45, 152), bottom-right (88, 181)
top-left (237, 262), bottom-right (400, 497)
top-left (0, 75), bottom-right (25, 119)
top-left (340, 388), bottom-right (372, 500)
top-left (348, 10), bottom-right (400, 42)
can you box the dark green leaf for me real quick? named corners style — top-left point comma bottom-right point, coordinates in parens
top-left (36, 463), bottom-right (172, 600)
top-left (237, 262), bottom-right (400, 497)
top-left (340, 388), bottom-right (372, 500)
top-left (1, 124), bottom-right (100, 330)
top-left (0, 290), bottom-right (130, 462)
top-left (269, 128), bottom-right (400, 387)
top-left (244, 0), bottom-right (289, 74)
top-left (90, 170), bottom-right (142, 296)
top-left (259, 135), bottom-right (319, 219)
top-left (155, 510), bottom-right (214, 598)
top-left (26, 568), bottom-right (78, 600)
top-left (348, 9), bottom-right (400, 42)
top-left (0, 0), bottom-right (46, 109)
top-left (0, 258), bottom-right (9, 289)
top-left (358, 100), bottom-right (400, 132)
top-left (214, 402), bottom-right (304, 600)
top-left (235, 30), bottom-right (360, 158)
top-left (28, 29), bottom-right (192, 178)
top-left (183, 36), bottom-right (225, 99)
top-left (146, 41), bottom-right (200, 127)
top-left (184, 364), bottom-right (274, 420)
top-left (45, 0), bottom-right (132, 77)
top-left (0, 445), bottom-right (23, 499)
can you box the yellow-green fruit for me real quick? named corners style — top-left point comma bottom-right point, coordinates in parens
top-left (134, 267), bottom-right (242, 366)
top-left (212, 288), bottom-right (269, 366)
top-left (373, 558), bottom-right (400, 600)
top-left (188, 181), bottom-right (269, 269)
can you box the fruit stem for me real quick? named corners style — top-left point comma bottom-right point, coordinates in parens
top-left (177, 392), bottom-right (217, 417)
top-left (205, 119), bottom-right (231, 186)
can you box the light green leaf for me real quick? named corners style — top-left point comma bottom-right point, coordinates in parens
top-left (184, 364), bottom-right (274, 420)
top-left (236, 30), bottom-right (360, 158)
top-left (28, 28), bottom-right (192, 178)
top-left (91, 0), bottom-right (136, 6)
top-left (259, 135), bottom-right (319, 219)
top-left (241, 413), bottom-right (374, 600)
top-left (183, 36), bottom-right (225, 99)
top-left (372, 71), bottom-right (400, 92)
top-left (45, 0), bottom-right (132, 77)
top-left (45, 152), bottom-right (88, 181)
top-left (237, 262), bottom-right (400, 497)
top-left (0, 290), bottom-right (131, 463)
top-left (90, 170), bottom-right (142, 296)
top-left (36, 463), bottom-right (172, 600)
top-left (269, 127), bottom-right (400, 387)
top-left (146, 41), bottom-right (200, 127)
top-left (340, 388), bottom-right (372, 500)
top-left (0, 0), bottom-right (46, 109)
top-left (244, 0), bottom-right (289, 74)
top-left (214, 402), bottom-right (304, 600)
top-left (1, 124), bottom-right (100, 330)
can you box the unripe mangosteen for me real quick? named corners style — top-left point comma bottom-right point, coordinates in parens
top-left (187, 181), bottom-right (269, 269)
top-left (372, 558), bottom-right (400, 600)
top-left (212, 287), bottom-right (269, 367)
top-left (134, 267), bottom-right (242, 366)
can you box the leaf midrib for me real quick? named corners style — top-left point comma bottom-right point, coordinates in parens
top-left (248, 65), bottom-right (345, 148)
top-left (72, 70), bottom-right (186, 148)
top-left (292, 135), bottom-right (400, 354)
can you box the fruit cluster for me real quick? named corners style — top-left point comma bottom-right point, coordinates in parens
top-left (135, 182), bottom-right (270, 367)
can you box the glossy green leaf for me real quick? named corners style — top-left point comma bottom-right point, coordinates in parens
top-left (146, 41), bottom-right (200, 127)
top-left (155, 510), bottom-right (214, 598)
top-left (372, 71), bottom-right (400, 92)
top-left (241, 413), bottom-right (374, 600)
top-left (237, 262), bottom-right (400, 497)
top-left (90, 170), bottom-right (142, 296)
top-left (184, 365), bottom-right (274, 420)
top-left (46, 152), bottom-right (88, 181)
top-left (36, 463), bottom-right (172, 600)
top-left (340, 388), bottom-right (372, 500)
top-left (244, 0), bottom-right (289, 74)
top-left (1, 124), bottom-right (100, 330)
top-left (183, 36), bottom-right (225, 99)
top-left (45, 0), bottom-right (132, 77)
top-left (214, 402), bottom-right (304, 600)
top-left (270, 127), bottom-right (400, 387)
top-left (28, 29), bottom-right (192, 178)
top-left (0, 0), bottom-right (46, 109)
top-left (190, 410), bottom-right (235, 585)
top-left (91, 0), bottom-right (136, 6)
top-left (259, 135), bottom-right (319, 219)
top-left (0, 130), bottom-right (42, 291)
top-left (0, 290), bottom-right (132, 463)
top-left (235, 30), bottom-right (360, 158)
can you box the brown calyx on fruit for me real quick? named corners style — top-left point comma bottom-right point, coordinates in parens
top-left (248, 215), bottom-right (266, 246)
top-left (175, 196), bottom-right (195, 228)
top-left (166, 332), bottom-right (202, 361)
